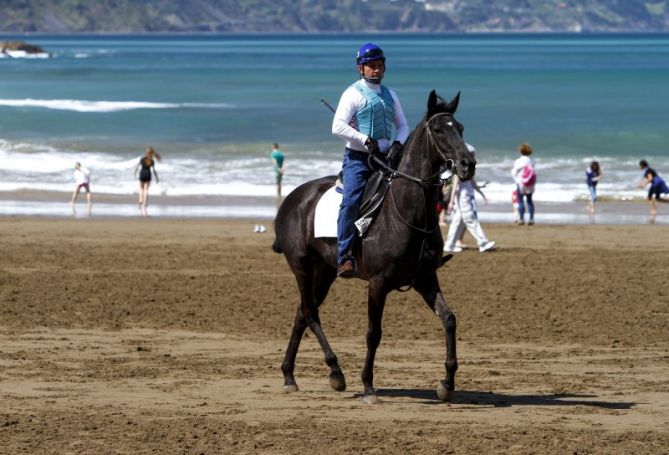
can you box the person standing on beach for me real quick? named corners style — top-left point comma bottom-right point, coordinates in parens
top-left (586, 161), bottom-right (602, 213)
top-left (70, 162), bottom-right (92, 209)
top-left (511, 143), bottom-right (537, 225)
top-left (331, 42), bottom-right (409, 277)
top-left (443, 143), bottom-right (496, 253)
top-left (134, 146), bottom-right (161, 211)
top-left (271, 143), bottom-right (285, 197)
top-left (638, 159), bottom-right (669, 215)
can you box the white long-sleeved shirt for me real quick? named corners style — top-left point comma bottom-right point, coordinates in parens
top-left (511, 155), bottom-right (535, 193)
top-left (74, 167), bottom-right (90, 185)
top-left (331, 79), bottom-right (409, 153)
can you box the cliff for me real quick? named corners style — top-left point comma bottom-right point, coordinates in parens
top-left (0, 0), bottom-right (667, 33)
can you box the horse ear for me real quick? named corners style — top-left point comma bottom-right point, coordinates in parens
top-left (427, 90), bottom-right (438, 115)
top-left (445, 92), bottom-right (461, 114)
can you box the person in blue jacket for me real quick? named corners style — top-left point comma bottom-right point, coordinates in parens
top-left (638, 159), bottom-right (669, 215)
top-left (585, 161), bottom-right (602, 213)
top-left (331, 42), bottom-right (409, 277)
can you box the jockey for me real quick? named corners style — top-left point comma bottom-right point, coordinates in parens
top-left (332, 42), bottom-right (410, 277)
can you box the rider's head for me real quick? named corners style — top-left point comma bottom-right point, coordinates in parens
top-left (356, 43), bottom-right (385, 84)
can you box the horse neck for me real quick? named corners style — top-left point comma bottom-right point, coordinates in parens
top-left (398, 126), bottom-right (440, 182)
top-left (389, 127), bottom-right (441, 227)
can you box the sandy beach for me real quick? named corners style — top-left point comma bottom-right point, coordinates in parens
top-left (1, 217), bottom-right (668, 453)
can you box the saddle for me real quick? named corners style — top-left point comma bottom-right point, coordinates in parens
top-left (336, 166), bottom-right (391, 237)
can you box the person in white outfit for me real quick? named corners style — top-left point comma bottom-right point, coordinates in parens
top-left (443, 144), bottom-right (496, 253)
top-left (70, 162), bottom-right (92, 208)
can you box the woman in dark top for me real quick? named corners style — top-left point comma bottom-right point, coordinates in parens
top-left (134, 146), bottom-right (161, 210)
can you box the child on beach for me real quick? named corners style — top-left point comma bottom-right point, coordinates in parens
top-left (70, 162), bottom-right (92, 209)
top-left (586, 161), bottom-right (602, 213)
top-left (511, 189), bottom-right (520, 223)
top-left (638, 159), bottom-right (669, 215)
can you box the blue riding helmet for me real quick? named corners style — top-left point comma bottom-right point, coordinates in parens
top-left (356, 43), bottom-right (385, 65)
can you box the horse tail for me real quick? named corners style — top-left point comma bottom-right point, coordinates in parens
top-left (272, 238), bottom-right (283, 254)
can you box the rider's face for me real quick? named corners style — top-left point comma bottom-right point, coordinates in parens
top-left (360, 60), bottom-right (385, 79)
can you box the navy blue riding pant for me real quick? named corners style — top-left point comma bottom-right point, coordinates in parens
top-left (337, 148), bottom-right (372, 265)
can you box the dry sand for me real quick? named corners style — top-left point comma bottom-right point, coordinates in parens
top-left (1, 218), bottom-right (668, 454)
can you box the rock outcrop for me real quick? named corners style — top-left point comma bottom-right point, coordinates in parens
top-left (0, 40), bottom-right (49, 58)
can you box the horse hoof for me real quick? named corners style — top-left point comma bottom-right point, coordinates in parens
top-left (329, 373), bottom-right (347, 392)
top-left (282, 384), bottom-right (299, 393)
top-left (362, 394), bottom-right (379, 405)
top-left (437, 381), bottom-right (453, 402)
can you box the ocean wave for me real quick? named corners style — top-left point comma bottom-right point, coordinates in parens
top-left (0, 98), bottom-right (235, 113)
top-left (0, 136), bottom-right (663, 203)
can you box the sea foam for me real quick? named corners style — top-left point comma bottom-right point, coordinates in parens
top-left (0, 99), bottom-right (235, 113)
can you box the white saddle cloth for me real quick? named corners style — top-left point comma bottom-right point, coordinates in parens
top-left (314, 186), bottom-right (341, 238)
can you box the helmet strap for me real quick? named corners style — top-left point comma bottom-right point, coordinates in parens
top-left (358, 62), bottom-right (385, 85)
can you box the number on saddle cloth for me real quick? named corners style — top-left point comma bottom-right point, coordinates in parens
top-left (355, 170), bottom-right (390, 236)
top-left (335, 168), bottom-right (391, 237)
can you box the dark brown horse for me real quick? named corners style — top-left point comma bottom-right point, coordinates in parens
top-left (272, 90), bottom-right (475, 403)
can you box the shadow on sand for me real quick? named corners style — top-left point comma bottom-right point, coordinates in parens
top-left (352, 389), bottom-right (635, 409)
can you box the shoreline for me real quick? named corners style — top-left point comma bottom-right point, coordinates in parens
top-left (1, 190), bottom-right (666, 224)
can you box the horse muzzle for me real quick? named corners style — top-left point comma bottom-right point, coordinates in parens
top-left (456, 158), bottom-right (476, 181)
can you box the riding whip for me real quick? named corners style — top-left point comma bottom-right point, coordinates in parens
top-left (320, 98), bottom-right (336, 113)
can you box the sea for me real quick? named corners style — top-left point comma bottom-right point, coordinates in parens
top-left (1, 33), bottom-right (668, 223)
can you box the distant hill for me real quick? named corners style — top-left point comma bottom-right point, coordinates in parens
top-left (1, 0), bottom-right (668, 33)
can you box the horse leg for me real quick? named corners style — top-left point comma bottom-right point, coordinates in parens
top-left (360, 279), bottom-right (388, 404)
top-left (281, 304), bottom-right (307, 393)
top-left (281, 263), bottom-right (345, 393)
top-left (309, 265), bottom-right (346, 392)
top-left (414, 273), bottom-right (458, 402)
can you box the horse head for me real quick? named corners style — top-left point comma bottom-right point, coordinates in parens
top-left (424, 90), bottom-right (476, 181)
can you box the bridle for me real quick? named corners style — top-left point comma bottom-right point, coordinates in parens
top-left (424, 112), bottom-right (458, 180)
top-left (370, 111), bottom-right (459, 188)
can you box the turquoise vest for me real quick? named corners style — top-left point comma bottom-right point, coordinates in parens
top-left (352, 80), bottom-right (395, 141)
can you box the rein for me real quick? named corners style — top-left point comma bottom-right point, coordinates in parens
top-left (369, 112), bottom-right (456, 188)
top-left (380, 112), bottom-right (458, 234)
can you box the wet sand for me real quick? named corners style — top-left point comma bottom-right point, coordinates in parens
top-left (2, 189), bottom-right (667, 225)
top-left (1, 218), bottom-right (668, 453)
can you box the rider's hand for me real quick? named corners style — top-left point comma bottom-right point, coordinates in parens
top-left (364, 137), bottom-right (380, 156)
top-left (388, 140), bottom-right (403, 161)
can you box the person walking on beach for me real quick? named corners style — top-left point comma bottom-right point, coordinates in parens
top-left (443, 143), bottom-right (496, 253)
top-left (511, 142), bottom-right (537, 225)
top-left (332, 42), bottom-right (409, 277)
top-left (70, 162), bottom-right (92, 210)
top-left (586, 161), bottom-right (602, 213)
top-left (134, 146), bottom-right (161, 211)
top-left (638, 159), bottom-right (669, 215)
top-left (271, 143), bottom-right (285, 197)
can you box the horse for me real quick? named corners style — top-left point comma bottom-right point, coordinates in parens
top-left (272, 90), bottom-right (476, 403)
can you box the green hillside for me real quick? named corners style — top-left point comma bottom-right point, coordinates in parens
top-left (0, 0), bottom-right (667, 33)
